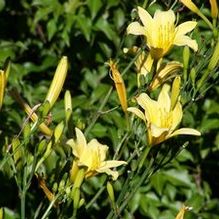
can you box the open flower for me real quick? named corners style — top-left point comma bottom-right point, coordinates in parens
top-left (128, 83), bottom-right (200, 146)
top-left (127, 7), bottom-right (198, 59)
top-left (67, 128), bottom-right (127, 181)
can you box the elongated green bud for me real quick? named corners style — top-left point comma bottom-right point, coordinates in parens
top-left (64, 90), bottom-right (72, 123)
top-left (171, 76), bottom-right (181, 110)
top-left (107, 181), bottom-right (115, 203)
top-left (197, 40), bottom-right (219, 89)
top-left (190, 67), bottom-right (196, 87)
top-left (208, 40), bottom-right (219, 71)
top-left (54, 121), bottom-right (64, 143)
top-left (183, 46), bottom-right (190, 81)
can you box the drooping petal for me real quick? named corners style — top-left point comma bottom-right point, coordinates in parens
top-left (158, 84), bottom-right (171, 112)
top-left (127, 22), bottom-right (146, 35)
top-left (174, 35), bottom-right (198, 51)
top-left (137, 6), bottom-right (153, 29)
top-left (175, 21), bottom-right (197, 36)
top-left (100, 160), bottom-right (127, 169)
top-left (127, 107), bottom-right (146, 122)
top-left (97, 168), bottom-right (119, 180)
top-left (170, 128), bottom-right (201, 137)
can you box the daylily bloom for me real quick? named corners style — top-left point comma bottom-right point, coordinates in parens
top-left (68, 128), bottom-right (127, 181)
top-left (128, 83), bottom-right (201, 146)
top-left (127, 7), bottom-right (198, 59)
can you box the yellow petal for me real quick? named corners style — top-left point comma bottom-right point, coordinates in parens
top-left (97, 168), bottom-right (119, 180)
top-left (127, 107), bottom-right (146, 122)
top-left (127, 22), bottom-right (146, 35)
top-left (175, 21), bottom-right (197, 36)
top-left (73, 128), bottom-right (87, 158)
top-left (136, 93), bottom-right (159, 124)
top-left (154, 10), bottom-right (175, 25)
top-left (137, 6), bottom-right (153, 28)
top-left (158, 84), bottom-right (171, 113)
top-left (171, 102), bottom-right (183, 131)
top-left (100, 160), bottom-right (127, 169)
top-left (78, 147), bottom-right (93, 170)
top-left (174, 35), bottom-right (198, 51)
top-left (88, 139), bottom-right (108, 162)
top-left (150, 123), bottom-right (169, 138)
top-left (170, 128), bottom-right (201, 137)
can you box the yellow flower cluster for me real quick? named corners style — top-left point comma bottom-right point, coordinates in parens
top-left (109, 6), bottom-right (201, 147)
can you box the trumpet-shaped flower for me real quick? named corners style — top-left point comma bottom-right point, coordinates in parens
top-left (127, 7), bottom-right (198, 59)
top-left (68, 128), bottom-right (127, 181)
top-left (128, 83), bottom-right (200, 146)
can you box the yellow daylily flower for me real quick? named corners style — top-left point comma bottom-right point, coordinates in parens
top-left (127, 6), bottom-right (198, 59)
top-left (128, 83), bottom-right (200, 146)
top-left (67, 128), bottom-right (127, 181)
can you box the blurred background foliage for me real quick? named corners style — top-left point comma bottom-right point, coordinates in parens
top-left (0, 0), bottom-right (219, 218)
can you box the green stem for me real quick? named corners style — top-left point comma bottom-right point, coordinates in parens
top-left (84, 87), bottom-right (113, 137)
top-left (21, 167), bottom-right (27, 219)
top-left (107, 158), bottom-right (154, 219)
top-left (41, 195), bottom-right (59, 219)
top-left (138, 146), bottom-right (151, 172)
top-left (85, 187), bottom-right (105, 210)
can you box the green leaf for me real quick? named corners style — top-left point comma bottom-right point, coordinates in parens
top-left (0, 0), bottom-right (5, 12)
top-left (47, 19), bottom-right (57, 41)
top-left (76, 14), bottom-right (92, 41)
top-left (87, 0), bottom-right (103, 19)
top-left (90, 123), bottom-right (107, 138)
